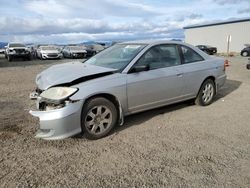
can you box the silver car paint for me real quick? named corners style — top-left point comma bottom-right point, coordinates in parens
top-left (30, 100), bottom-right (83, 140)
top-left (36, 63), bottom-right (117, 90)
top-left (62, 47), bottom-right (87, 57)
top-left (30, 40), bottom-right (226, 140)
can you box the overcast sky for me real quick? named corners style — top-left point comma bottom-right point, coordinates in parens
top-left (0, 0), bottom-right (249, 44)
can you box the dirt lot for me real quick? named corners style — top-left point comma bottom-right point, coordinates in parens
top-left (0, 54), bottom-right (250, 187)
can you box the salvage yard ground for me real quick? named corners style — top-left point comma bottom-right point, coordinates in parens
top-left (0, 54), bottom-right (250, 187)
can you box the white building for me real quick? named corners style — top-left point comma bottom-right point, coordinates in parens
top-left (184, 18), bottom-right (250, 53)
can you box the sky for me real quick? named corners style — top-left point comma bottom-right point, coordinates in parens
top-left (0, 0), bottom-right (249, 44)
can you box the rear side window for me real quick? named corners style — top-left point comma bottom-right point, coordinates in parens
top-left (181, 45), bottom-right (204, 64)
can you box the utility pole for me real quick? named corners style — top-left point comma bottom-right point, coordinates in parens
top-left (226, 35), bottom-right (231, 56)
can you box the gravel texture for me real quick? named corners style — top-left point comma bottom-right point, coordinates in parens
top-left (0, 55), bottom-right (250, 187)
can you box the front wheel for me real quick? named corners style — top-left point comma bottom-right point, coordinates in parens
top-left (81, 97), bottom-right (118, 139)
top-left (7, 55), bottom-right (12, 62)
top-left (195, 79), bottom-right (215, 106)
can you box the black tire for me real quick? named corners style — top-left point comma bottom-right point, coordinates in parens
top-left (81, 97), bottom-right (118, 139)
top-left (27, 55), bottom-right (31, 61)
top-left (246, 63), bottom-right (250, 70)
top-left (195, 79), bottom-right (216, 106)
top-left (7, 55), bottom-right (12, 62)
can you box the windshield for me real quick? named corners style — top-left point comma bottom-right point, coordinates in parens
top-left (85, 44), bottom-right (146, 71)
top-left (41, 46), bottom-right (57, 50)
top-left (69, 46), bottom-right (82, 50)
top-left (9, 43), bottom-right (25, 47)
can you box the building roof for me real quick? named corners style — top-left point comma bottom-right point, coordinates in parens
top-left (183, 18), bottom-right (250, 29)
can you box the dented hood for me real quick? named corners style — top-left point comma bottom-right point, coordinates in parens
top-left (36, 62), bottom-right (117, 90)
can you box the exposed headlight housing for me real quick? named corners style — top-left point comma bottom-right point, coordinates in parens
top-left (40, 87), bottom-right (78, 101)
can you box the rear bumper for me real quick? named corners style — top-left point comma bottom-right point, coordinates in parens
top-left (29, 100), bottom-right (83, 140)
top-left (216, 74), bottom-right (227, 91)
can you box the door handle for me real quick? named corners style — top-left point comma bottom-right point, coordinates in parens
top-left (176, 73), bottom-right (183, 77)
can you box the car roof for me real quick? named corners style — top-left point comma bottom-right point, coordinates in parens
top-left (120, 40), bottom-right (185, 45)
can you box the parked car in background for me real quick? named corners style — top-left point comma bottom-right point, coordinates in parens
top-left (196, 45), bottom-right (217, 55)
top-left (241, 46), bottom-right (250, 57)
top-left (5, 43), bottom-right (31, 61)
top-left (30, 40), bottom-right (227, 140)
top-left (0, 48), bottom-right (5, 54)
top-left (26, 45), bottom-right (37, 59)
top-left (36, 46), bottom-right (63, 60)
top-left (62, 46), bottom-right (87, 58)
top-left (83, 44), bottom-right (105, 57)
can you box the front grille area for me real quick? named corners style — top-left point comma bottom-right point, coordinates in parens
top-left (15, 49), bottom-right (26, 53)
top-left (73, 53), bottom-right (85, 57)
top-left (47, 53), bottom-right (58, 57)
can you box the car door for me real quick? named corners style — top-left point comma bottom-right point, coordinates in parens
top-left (126, 44), bottom-right (184, 113)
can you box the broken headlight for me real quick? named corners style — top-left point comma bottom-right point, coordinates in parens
top-left (40, 87), bottom-right (78, 101)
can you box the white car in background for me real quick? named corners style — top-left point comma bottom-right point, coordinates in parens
top-left (5, 43), bottom-right (31, 61)
top-left (36, 46), bottom-right (63, 60)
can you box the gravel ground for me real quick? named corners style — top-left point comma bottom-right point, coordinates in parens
top-left (0, 54), bottom-right (250, 187)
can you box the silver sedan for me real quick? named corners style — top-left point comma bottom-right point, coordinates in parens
top-left (30, 40), bottom-right (227, 140)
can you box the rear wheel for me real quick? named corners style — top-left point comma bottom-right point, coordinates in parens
top-left (81, 97), bottom-right (118, 139)
top-left (241, 51), bottom-right (249, 57)
top-left (195, 79), bottom-right (215, 106)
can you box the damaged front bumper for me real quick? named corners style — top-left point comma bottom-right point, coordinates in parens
top-left (29, 100), bottom-right (83, 140)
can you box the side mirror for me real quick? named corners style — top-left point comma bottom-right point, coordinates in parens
top-left (130, 65), bottom-right (149, 73)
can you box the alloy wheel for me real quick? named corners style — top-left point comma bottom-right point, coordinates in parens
top-left (85, 105), bottom-right (112, 135)
top-left (202, 83), bottom-right (214, 103)
top-left (242, 51), bottom-right (248, 57)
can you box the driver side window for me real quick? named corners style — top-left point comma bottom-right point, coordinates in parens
top-left (135, 44), bottom-right (181, 70)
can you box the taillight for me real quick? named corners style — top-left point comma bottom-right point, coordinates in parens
top-left (223, 59), bottom-right (229, 71)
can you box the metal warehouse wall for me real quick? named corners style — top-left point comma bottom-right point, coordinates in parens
top-left (184, 21), bottom-right (250, 53)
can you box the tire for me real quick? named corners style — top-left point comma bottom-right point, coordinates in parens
top-left (7, 55), bottom-right (12, 62)
top-left (246, 64), bottom-right (250, 70)
top-left (241, 51), bottom-right (249, 57)
top-left (81, 97), bottom-right (118, 139)
top-left (195, 79), bottom-right (216, 106)
top-left (27, 55), bottom-right (31, 61)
